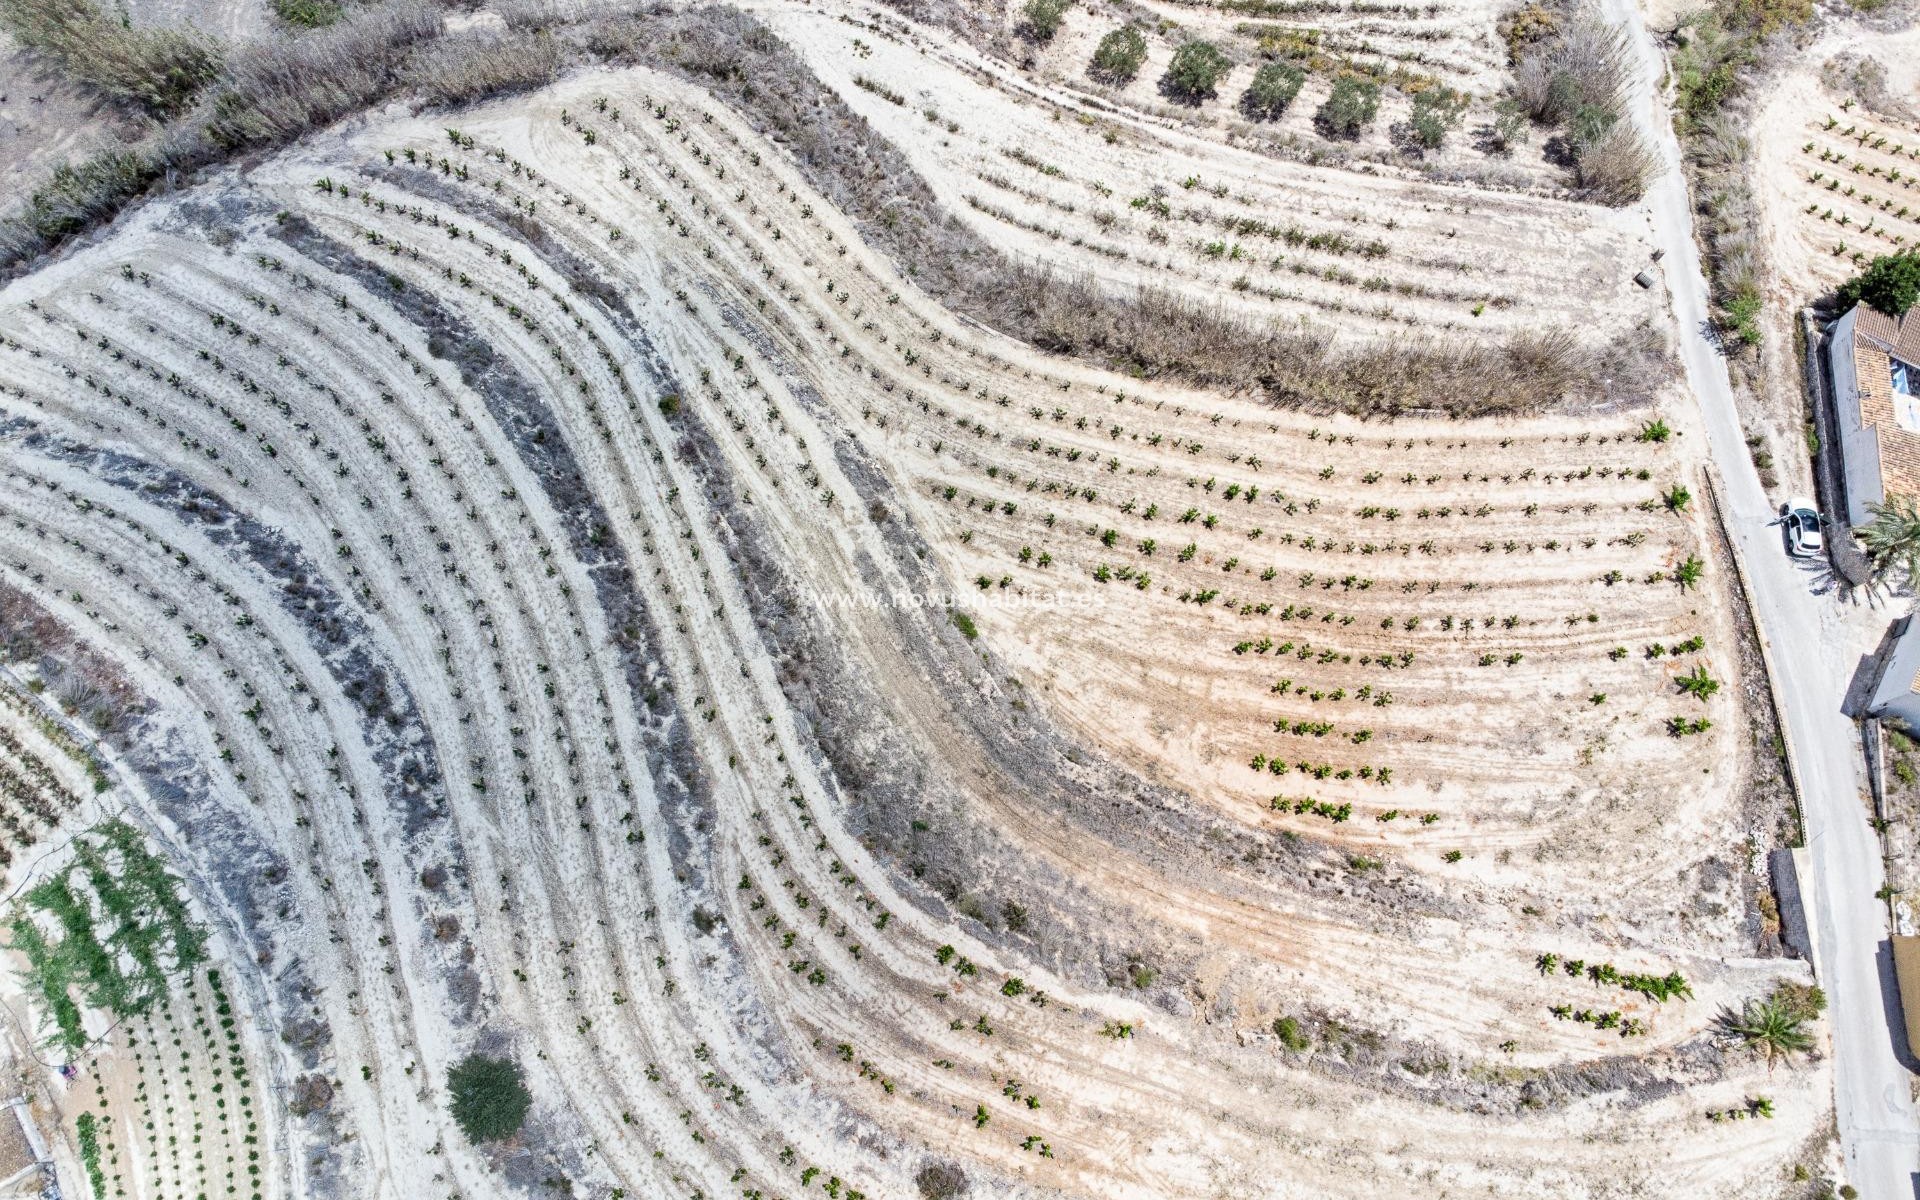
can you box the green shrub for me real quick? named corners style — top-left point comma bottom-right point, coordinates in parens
top-left (1161, 40), bottom-right (1230, 100)
top-left (1407, 85), bottom-right (1467, 149)
top-left (1838, 251), bottom-right (1920, 317)
top-left (1271, 1015), bottom-right (1310, 1050)
top-left (1089, 25), bottom-right (1147, 82)
top-left (447, 1053), bottom-right (533, 1143)
top-left (1567, 102), bottom-right (1616, 149)
top-left (950, 610), bottom-right (979, 639)
top-left (1240, 60), bottom-right (1304, 119)
top-left (1019, 0), bottom-right (1069, 41)
top-left (1315, 76), bottom-right (1380, 138)
top-left (1723, 286), bottom-right (1763, 345)
top-left (76, 1112), bottom-right (105, 1200)
top-left (272, 0), bottom-right (341, 26)
top-left (1488, 97), bottom-right (1527, 152)
top-left (1771, 980), bottom-right (1827, 1021)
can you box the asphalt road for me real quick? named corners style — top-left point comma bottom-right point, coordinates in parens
top-left (1600, 1), bottom-right (1920, 1193)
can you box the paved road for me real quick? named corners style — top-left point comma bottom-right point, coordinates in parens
top-left (1600, 1), bottom-right (1920, 1193)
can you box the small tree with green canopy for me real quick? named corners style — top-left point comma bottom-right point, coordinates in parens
top-left (1839, 251), bottom-right (1920, 317)
top-left (1859, 494), bottom-right (1920, 584)
top-left (1089, 25), bottom-right (1147, 83)
top-left (1160, 40), bottom-right (1230, 101)
top-left (447, 1053), bottom-right (533, 1143)
top-left (1241, 61), bottom-right (1305, 119)
top-left (1018, 0), bottom-right (1069, 42)
top-left (1315, 76), bottom-right (1381, 139)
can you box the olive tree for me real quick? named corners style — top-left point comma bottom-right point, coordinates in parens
top-left (1315, 76), bottom-right (1381, 139)
top-left (1161, 40), bottom-right (1230, 101)
top-left (1019, 0), bottom-right (1070, 42)
top-left (1241, 61), bottom-right (1305, 119)
top-left (1090, 25), bottom-right (1147, 82)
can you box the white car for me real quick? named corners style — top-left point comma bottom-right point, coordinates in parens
top-left (1783, 498), bottom-right (1824, 557)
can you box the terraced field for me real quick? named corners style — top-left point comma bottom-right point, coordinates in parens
top-left (777, 2), bottom-right (1661, 343)
top-left (0, 3), bottom-right (1825, 1198)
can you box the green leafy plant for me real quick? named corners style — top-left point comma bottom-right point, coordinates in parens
top-left (1675, 663), bottom-right (1720, 701)
top-left (1718, 997), bottom-right (1813, 1068)
top-left (1858, 494), bottom-right (1920, 582)
top-left (1672, 555), bottom-right (1705, 590)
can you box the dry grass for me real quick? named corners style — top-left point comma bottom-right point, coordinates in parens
top-left (995, 269), bottom-right (1606, 415)
top-left (1574, 122), bottom-right (1663, 206)
top-left (1512, 11), bottom-right (1630, 125)
top-left (203, 0), bottom-right (440, 149)
top-left (0, 0), bottom-right (551, 267)
top-left (401, 29), bottom-right (564, 106)
top-left (0, 0), bottom-right (221, 116)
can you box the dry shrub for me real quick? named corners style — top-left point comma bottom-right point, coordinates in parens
top-left (0, 0), bottom-right (221, 115)
top-left (1822, 52), bottom-right (1914, 122)
top-left (0, 581), bottom-right (144, 737)
top-left (204, 0), bottom-right (440, 148)
top-left (1572, 122), bottom-right (1657, 204)
top-left (402, 29), bottom-right (563, 105)
top-left (1512, 11), bottom-right (1629, 124)
top-left (1005, 272), bottom-right (1600, 415)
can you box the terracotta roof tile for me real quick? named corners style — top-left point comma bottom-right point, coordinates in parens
top-left (1856, 307), bottom-right (1920, 365)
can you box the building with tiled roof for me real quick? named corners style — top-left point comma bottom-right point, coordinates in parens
top-left (1830, 303), bottom-right (1920, 526)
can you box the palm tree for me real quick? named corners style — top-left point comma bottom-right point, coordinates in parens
top-left (1859, 494), bottom-right (1920, 583)
top-left (1720, 999), bottom-right (1813, 1069)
